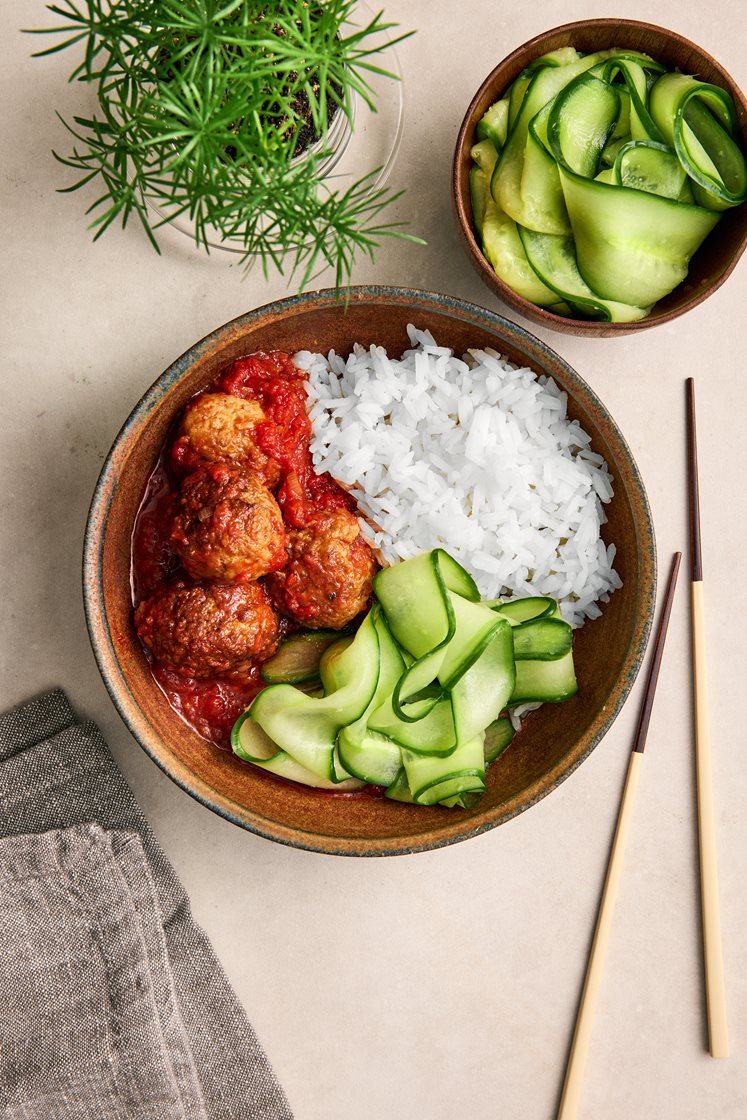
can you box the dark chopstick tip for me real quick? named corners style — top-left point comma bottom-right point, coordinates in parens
top-left (686, 379), bottom-right (703, 582)
top-left (632, 551), bottom-right (682, 754)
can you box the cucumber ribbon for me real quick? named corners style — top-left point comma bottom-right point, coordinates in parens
top-left (470, 47), bottom-right (746, 320)
top-left (231, 550), bottom-right (578, 809)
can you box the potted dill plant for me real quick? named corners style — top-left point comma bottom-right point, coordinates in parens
top-left (29, 0), bottom-right (416, 288)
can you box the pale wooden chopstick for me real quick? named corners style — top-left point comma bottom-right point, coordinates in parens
top-left (686, 377), bottom-right (729, 1059)
top-left (557, 552), bottom-right (682, 1120)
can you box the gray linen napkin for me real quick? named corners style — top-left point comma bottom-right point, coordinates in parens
top-left (0, 689), bottom-right (293, 1120)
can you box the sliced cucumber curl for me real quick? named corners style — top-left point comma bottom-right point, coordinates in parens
top-left (231, 550), bottom-right (577, 809)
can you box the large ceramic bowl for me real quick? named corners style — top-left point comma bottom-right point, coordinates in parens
top-left (453, 19), bottom-right (747, 337)
top-left (83, 288), bottom-right (656, 855)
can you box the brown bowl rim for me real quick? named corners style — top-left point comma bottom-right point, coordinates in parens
top-left (82, 286), bottom-right (657, 855)
top-left (452, 18), bottom-right (747, 337)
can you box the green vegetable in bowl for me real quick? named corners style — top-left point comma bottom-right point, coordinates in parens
top-left (470, 47), bottom-right (747, 322)
top-left (260, 629), bottom-right (346, 684)
top-left (231, 550), bottom-right (578, 809)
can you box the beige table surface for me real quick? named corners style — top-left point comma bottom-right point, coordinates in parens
top-left (3, 1), bottom-right (746, 1117)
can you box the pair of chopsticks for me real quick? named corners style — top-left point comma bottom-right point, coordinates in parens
top-left (557, 379), bottom-right (727, 1120)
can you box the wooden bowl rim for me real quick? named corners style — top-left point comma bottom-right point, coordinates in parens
top-left (452, 18), bottom-right (747, 337)
top-left (83, 286), bottom-right (657, 855)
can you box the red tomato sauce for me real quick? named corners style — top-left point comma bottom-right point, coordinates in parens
top-left (131, 350), bottom-right (358, 753)
top-left (152, 665), bottom-right (263, 748)
top-left (215, 351), bottom-right (356, 528)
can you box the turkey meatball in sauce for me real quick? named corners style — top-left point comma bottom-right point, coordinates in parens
top-left (131, 350), bottom-right (378, 749)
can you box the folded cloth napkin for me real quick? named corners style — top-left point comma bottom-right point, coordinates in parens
top-left (0, 689), bottom-right (293, 1120)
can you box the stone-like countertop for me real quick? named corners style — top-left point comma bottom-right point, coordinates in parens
top-left (3, 1), bottom-right (746, 1116)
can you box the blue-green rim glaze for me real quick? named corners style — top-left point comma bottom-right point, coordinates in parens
top-left (82, 286), bottom-right (657, 857)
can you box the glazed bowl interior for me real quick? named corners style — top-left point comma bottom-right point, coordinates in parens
top-left (453, 18), bottom-right (747, 337)
top-left (84, 288), bottom-right (656, 855)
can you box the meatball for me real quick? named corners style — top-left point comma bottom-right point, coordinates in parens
top-left (267, 508), bottom-right (377, 630)
top-left (171, 392), bottom-right (281, 489)
top-left (135, 579), bottom-right (281, 678)
top-left (170, 462), bottom-right (288, 583)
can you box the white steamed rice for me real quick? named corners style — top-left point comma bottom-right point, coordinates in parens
top-left (294, 325), bottom-right (621, 628)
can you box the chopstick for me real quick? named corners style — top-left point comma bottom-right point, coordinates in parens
top-left (686, 377), bottom-right (729, 1059)
top-left (557, 551), bottom-right (682, 1120)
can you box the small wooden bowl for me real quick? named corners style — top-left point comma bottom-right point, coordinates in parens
top-left (453, 19), bottom-right (747, 337)
top-left (83, 288), bottom-right (656, 855)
